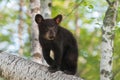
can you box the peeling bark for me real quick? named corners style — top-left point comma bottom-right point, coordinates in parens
top-left (100, 0), bottom-right (119, 80)
top-left (0, 53), bottom-right (83, 80)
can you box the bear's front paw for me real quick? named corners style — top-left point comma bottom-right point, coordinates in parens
top-left (48, 66), bottom-right (59, 73)
top-left (63, 70), bottom-right (75, 75)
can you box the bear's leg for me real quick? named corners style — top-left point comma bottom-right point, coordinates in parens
top-left (61, 51), bottom-right (78, 75)
top-left (43, 49), bottom-right (58, 72)
top-left (53, 47), bottom-right (63, 71)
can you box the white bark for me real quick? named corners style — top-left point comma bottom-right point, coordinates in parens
top-left (40, 0), bottom-right (52, 64)
top-left (0, 52), bottom-right (83, 80)
top-left (30, 0), bottom-right (52, 65)
top-left (100, 0), bottom-right (119, 80)
top-left (30, 0), bottom-right (44, 64)
top-left (40, 0), bottom-right (52, 18)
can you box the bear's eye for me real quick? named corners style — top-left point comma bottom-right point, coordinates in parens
top-left (48, 26), bottom-right (56, 30)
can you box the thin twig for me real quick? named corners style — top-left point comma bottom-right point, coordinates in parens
top-left (65, 0), bottom-right (84, 17)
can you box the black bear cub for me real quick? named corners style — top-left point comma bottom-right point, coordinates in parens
top-left (35, 14), bottom-right (78, 75)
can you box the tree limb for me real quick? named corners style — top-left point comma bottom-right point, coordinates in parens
top-left (106, 0), bottom-right (112, 6)
top-left (100, 0), bottom-right (119, 80)
top-left (0, 52), bottom-right (83, 80)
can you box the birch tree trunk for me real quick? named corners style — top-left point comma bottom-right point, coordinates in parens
top-left (40, 0), bottom-right (52, 18)
top-left (40, 0), bottom-right (54, 62)
top-left (30, 0), bottom-right (44, 64)
top-left (18, 0), bottom-right (24, 56)
top-left (100, 0), bottom-right (119, 80)
top-left (30, 0), bottom-right (52, 64)
top-left (0, 53), bottom-right (83, 80)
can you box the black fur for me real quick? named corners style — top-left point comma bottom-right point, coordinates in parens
top-left (35, 14), bottom-right (78, 75)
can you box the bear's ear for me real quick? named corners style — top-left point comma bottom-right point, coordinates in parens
top-left (54, 14), bottom-right (62, 24)
top-left (35, 14), bottom-right (44, 24)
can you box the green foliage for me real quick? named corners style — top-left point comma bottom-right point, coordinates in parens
top-left (0, 77), bottom-right (4, 80)
top-left (113, 27), bottom-right (120, 80)
top-left (88, 5), bottom-right (94, 9)
top-left (117, 5), bottom-right (120, 22)
top-left (0, 0), bottom-right (120, 80)
top-left (78, 28), bottom-right (101, 79)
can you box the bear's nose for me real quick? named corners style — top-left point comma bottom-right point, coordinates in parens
top-left (49, 30), bottom-right (55, 40)
top-left (49, 35), bottom-right (55, 40)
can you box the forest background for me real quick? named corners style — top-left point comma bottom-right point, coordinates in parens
top-left (0, 0), bottom-right (120, 80)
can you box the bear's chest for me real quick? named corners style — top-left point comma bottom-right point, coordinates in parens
top-left (40, 38), bottom-right (60, 49)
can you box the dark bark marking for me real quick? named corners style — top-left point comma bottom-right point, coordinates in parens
top-left (101, 69), bottom-right (111, 77)
top-left (24, 77), bottom-right (26, 79)
top-left (109, 34), bottom-right (115, 40)
top-left (104, 50), bottom-right (107, 53)
top-left (34, 38), bottom-right (39, 41)
top-left (106, 0), bottom-right (112, 6)
top-left (27, 66), bottom-right (30, 73)
top-left (101, 69), bottom-right (105, 74)
top-left (108, 60), bottom-right (112, 65)
top-left (103, 4), bottom-right (116, 27)
top-left (107, 32), bottom-right (112, 35)
top-left (102, 27), bottom-right (105, 34)
top-left (102, 27), bottom-right (107, 42)
top-left (48, 2), bottom-right (52, 7)
top-left (32, 53), bottom-right (41, 58)
top-left (30, 0), bottom-right (34, 3)
top-left (13, 58), bottom-right (22, 69)
top-left (102, 37), bottom-right (107, 42)
top-left (7, 55), bottom-right (16, 65)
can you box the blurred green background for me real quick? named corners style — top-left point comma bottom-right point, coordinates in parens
top-left (0, 0), bottom-right (120, 80)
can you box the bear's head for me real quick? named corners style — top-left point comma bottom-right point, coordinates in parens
top-left (35, 14), bottom-right (62, 40)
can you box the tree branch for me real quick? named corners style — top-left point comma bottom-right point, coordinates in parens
top-left (106, 0), bottom-right (112, 6)
top-left (0, 52), bottom-right (83, 80)
top-left (65, 0), bottom-right (84, 18)
top-left (100, 0), bottom-right (119, 80)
